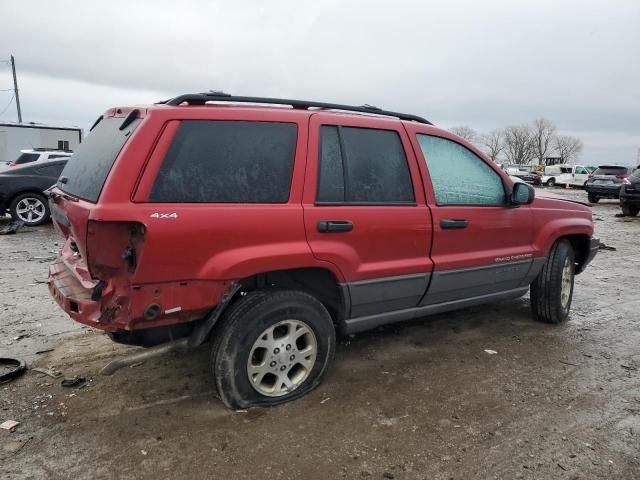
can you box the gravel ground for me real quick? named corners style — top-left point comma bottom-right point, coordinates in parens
top-left (1, 188), bottom-right (639, 479)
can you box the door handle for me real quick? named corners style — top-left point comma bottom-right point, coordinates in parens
top-left (318, 220), bottom-right (353, 233)
top-left (440, 219), bottom-right (468, 229)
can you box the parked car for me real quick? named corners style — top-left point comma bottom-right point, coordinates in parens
top-left (556, 165), bottom-right (591, 188)
top-left (515, 170), bottom-right (542, 186)
top-left (3, 148), bottom-right (72, 169)
top-left (47, 93), bottom-right (598, 409)
top-left (619, 166), bottom-right (640, 216)
top-left (0, 159), bottom-right (67, 226)
top-left (504, 165), bottom-right (542, 185)
top-left (584, 165), bottom-right (631, 203)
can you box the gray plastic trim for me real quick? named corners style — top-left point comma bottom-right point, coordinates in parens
top-left (419, 259), bottom-right (533, 306)
top-left (345, 273), bottom-right (431, 318)
top-left (342, 286), bottom-right (529, 334)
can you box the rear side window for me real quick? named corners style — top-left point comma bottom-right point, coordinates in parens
top-left (317, 126), bottom-right (414, 204)
top-left (37, 162), bottom-right (67, 178)
top-left (58, 116), bottom-right (140, 202)
top-left (594, 166), bottom-right (628, 175)
top-left (150, 121), bottom-right (297, 203)
top-left (418, 135), bottom-right (505, 205)
top-left (14, 153), bottom-right (39, 165)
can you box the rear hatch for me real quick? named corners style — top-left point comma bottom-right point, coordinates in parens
top-left (590, 166), bottom-right (629, 185)
top-left (49, 114), bottom-right (141, 284)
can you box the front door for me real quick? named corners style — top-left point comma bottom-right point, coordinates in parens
top-left (408, 130), bottom-right (535, 305)
top-left (302, 113), bottom-right (433, 318)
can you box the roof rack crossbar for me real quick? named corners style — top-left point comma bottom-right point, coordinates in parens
top-left (162, 93), bottom-right (432, 125)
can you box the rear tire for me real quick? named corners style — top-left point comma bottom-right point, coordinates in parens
top-left (621, 204), bottom-right (640, 216)
top-left (530, 240), bottom-right (575, 324)
top-left (588, 194), bottom-right (599, 203)
top-left (9, 193), bottom-right (50, 226)
top-left (547, 178), bottom-right (556, 187)
top-left (210, 290), bottom-right (335, 409)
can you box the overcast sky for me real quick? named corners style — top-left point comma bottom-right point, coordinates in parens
top-left (1, 0), bottom-right (638, 165)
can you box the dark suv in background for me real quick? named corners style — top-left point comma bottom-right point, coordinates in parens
top-left (619, 166), bottom-right (640, 216)
top-left (585, 165), bottom-right (631, 203)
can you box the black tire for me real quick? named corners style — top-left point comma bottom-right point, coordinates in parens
top-left (588, 194), bottom-right (599, 203)
top-left (547, 178), bottom-right (556, 187)
top-left (621, 204), bottom-right (640, 216)
top-left (530, 240), bottom-right (575, 324)
top-left (210, 290), bottom-right (335, 409)
top-left (9, 192), bottom-right (50, 226)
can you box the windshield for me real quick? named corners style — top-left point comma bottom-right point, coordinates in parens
top-left (13, 153), bottom-right (40, 165)
top-left (57, 116), bottom-right (140, 202)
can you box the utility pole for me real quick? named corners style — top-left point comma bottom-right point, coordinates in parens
top-left (10, 55), bottom-right (22, 123)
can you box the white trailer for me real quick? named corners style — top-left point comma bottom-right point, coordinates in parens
top-left (0, 122), bottom-right (83, 163)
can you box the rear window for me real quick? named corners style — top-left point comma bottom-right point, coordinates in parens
top-left (594, 166), bottom-right (628, 175)
top-left (150, 121), bottom-right (297, 203)
top-left (14, 153), bottom-right (39, 165)
top-left (58, 116), bottom-right (140, 202)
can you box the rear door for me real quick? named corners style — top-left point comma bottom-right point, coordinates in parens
top-left (572, 166), bottom-right (589, 186)
top-left (303, 114), bottom-right (433, 318)
top-left (406, 128), bottom-right (536, 305)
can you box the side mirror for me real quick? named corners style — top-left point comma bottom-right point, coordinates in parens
top-left (511, 181), bottom-right (535, 205)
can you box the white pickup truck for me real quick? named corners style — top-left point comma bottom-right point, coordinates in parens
top-left (542, 165), bottom-right (594, 188)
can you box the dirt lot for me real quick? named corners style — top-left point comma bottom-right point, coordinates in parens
top-left (1, 188), bottom-right (639, 480)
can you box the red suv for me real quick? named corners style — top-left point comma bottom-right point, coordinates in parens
top-left (47, 93), bottom-right (599, 409)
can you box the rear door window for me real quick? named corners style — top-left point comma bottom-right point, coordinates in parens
top-left (37, 162), bottom-right (67, 178)
top-left (58, 116), bottom-right (140, 202)
top-left (150, 121), bottom-right (297, 203)
top-left (317, 126), bottom-right (414, 204)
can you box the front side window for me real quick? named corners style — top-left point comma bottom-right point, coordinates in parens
top-left (575, 167), bottom-right (588, 174)
top-left (417, 135), bottom-right (505, 205)
top-left (150, 121), bottom-right (297, 203)
top-left (317, 126), bottom-right (414, 204)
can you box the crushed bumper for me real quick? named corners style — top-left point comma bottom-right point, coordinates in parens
top-left (48, 260), bottom-right (108, 329)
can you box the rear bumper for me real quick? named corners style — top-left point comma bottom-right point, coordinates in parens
top-left (48, 260), bottom-right (111, 329)
top-left (48, 248), bottom-right (227, 333)
top-left (585, 184), bottom-right (621, 197)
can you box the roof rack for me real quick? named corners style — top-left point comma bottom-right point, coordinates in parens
top-left (159, 92), bottom-right (432, 125)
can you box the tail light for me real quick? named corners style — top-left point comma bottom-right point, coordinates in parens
top-left (622, 177), bottom-right (631, 185)
top-left (616, 175), bottom-right (629, 181)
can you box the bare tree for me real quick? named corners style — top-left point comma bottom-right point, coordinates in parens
top-left (449, 126), bottom-right (478, 144)
top-left (531, 118), bottom-right (556, 164)
top-left (503, 125), bottom-right (535, 165)
top-left (481, 129), bottom-right (504, 163)
top-left (554, 135), bottom-right (583, 164)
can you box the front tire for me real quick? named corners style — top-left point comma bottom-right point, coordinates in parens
top-left (9, 193), bottom-right (50, 226)
top-left (211, 290), bottom-right (335, 409)
top-left (547, 178), bottom-right (556, 187)
top-left (588, 194), bottom-right (599, 203)
top-left (530, 240), bottom-right (575, 324)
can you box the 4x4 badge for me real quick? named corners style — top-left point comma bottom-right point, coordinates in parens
top-left (150, 213), bottom-right (178, 219)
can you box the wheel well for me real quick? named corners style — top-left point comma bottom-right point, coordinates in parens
top-left (237, 267), bottom-right (345, 323)
top-left (9, 189), bottom-right (48, 207)
top-left (562, 234), bottom-right (591, 274)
